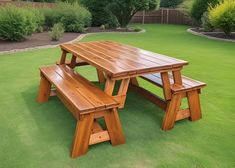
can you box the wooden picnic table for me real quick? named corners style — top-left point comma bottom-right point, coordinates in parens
top-left (59, 41), bottom-right (188, 109)
top-left (38, 40), bottom-right (205, 157)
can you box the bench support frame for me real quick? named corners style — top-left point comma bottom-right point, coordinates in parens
top-left (129, 77), bottom-right (203, 131)
top-left (37, 69), bottom-right (125, 158)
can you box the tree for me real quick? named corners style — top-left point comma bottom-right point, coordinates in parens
top-left (160, 0), bottom-right (183, 8)
top-left (108, 0), bottom-right (160, 27)
top-left (80, 0), bottom-right (117, 27)
top-left (190, 0), bottom-right (219, 24)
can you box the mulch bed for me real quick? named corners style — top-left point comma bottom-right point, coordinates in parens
top-left (191, 28), bottom-right (235, 40)
top-left (0, 27), bottom-right (136, 52)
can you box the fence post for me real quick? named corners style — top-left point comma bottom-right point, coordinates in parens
top-left (167, 9), bottom-right (169, 24)
top-left (142, 10), bottom-right (145, 24)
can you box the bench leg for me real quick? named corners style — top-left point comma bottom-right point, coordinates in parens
top-left (187, 90), bottom-right (202, 121)
top-left (104, 108), bottom-right (125, 145)
top-left (71, 113), bottom-right (94, 158)
top-left (162, 94), bottom-right (182, 131)
top-left (37, 75), bottom-right (51, 103)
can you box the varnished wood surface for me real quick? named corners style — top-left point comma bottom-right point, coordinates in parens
top-left (60, 41), bottom-right (188, 78)
top-left (39, 65), bottom-right (119, 114)
top-left (141, 73), bottom-right (206, 93)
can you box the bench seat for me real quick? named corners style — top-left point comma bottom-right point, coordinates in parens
top-left (137, 73), bottom-right (206, 130)
top-left (141, 73), bottom-right (206, 94)
top-left (37, 65), bottom-right (125, 158)
top-left (40, 65), bottom-right (118, 116)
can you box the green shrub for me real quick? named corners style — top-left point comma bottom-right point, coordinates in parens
top-left (32, 9), bottom-right (45, 32)
top-left (42, 3), bottom-right (91, 33)
top-left (0, 5), bottom-right (37, 41)
top-left (209, 0), bottom-right (235, 35)
top-left (80, 0), bottom-right (117, 27)
top-left (201, 12), bottom-right (215, 31)
top-left (160, 0), bottom-right (183, 8)
top-left (190, 0), bottom-right (219, 24)
top-left (49, 23), bottom-right (65, 41)
top-left (100, 25), bottom-right (105, 30)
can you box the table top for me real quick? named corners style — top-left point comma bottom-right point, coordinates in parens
top-left (60, 41), bottom-right (188, 79)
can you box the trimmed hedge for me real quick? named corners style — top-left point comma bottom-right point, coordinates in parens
top-left (0, 5), bottom-right (40, 41)
top-left (42, 3), bottom-right (91, 32)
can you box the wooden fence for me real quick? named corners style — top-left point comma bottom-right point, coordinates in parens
top-left (131, 8), bottom-right (192, 25)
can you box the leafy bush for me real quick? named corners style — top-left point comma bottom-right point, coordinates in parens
top-left (160, 0), bottom-right (183, 8)
top-left (42, 2), bottom-right (91, 32)
top-left (108, 0), bottom-right (160, 27)
top-left (32, 9), bottom-right (45, 32)
top-left (0, 5), bottom-right (37, 41)
top-left (100, 25), bottom-right (105, 30)
top-left (201, 12), bottom-right (214, 31)
top-left (80, 0), bottom-right (118, 27)
top-left (49, 23), bottom-right (64, 41)
top-left (209, 0), bottom-right (235, 35)
top-left (190, 0), bottom-right (219, 24)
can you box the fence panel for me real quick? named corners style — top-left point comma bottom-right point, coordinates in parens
top-left (131, 8), bottom-right (192, 25)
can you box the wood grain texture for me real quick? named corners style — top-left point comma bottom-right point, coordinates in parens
top-left (39, 65), bottom-right (118, 114)
top-left (37, 74), bottom-right (51, 103)
top-left (71, 113), bottom-right (94, 158)
top-left (104, 108), bottom-right (125, 145)
top-left (60, 41), bottom-right (188, 78)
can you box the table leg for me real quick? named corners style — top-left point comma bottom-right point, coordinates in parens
top-left (172, 70), bottom-right (183, 85)
top-left (104, 77), bottom-right (130, 108)
top-left (160, 72), bottom-right (172, 100)
top-left (59, 50), bottom-right (67, 65)
top-left (162, 93), bottom-right (182, 130)
top-left (96, 69), bottom-right (106, 83)
top-left (130, 77), bottom-right (139, 86)
top-left (69, 55), bottom-right (77, 69)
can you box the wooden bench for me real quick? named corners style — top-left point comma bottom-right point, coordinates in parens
top-left (137, 73), bottom-right (206, 130)
top-left (37, 65), bottom-right (125, 158)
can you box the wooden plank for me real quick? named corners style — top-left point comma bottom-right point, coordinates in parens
top-left (172, 70), bottom-right (182, 85)
top-left (69, 55), bottom-right (77, 69)
top-left (79, 43), bottom-right (148, 70)
top-left (40, 66), bottom-right (96, 113)
top-left (60, 44), bottom-right (127, 77)
top-left (89, 130), bottom-right (110, 145)
top-left (187, 90), bottom-right (202, 121)
top-left (71, 113), bottom-right (94, 158)
top-left (162, 93), bottom-right (182, 130)
top-left (129, 84), bottom-right (167, 110)
top-left (37, 74), bottom-right (51, 103)
top-left (104, 41), bottom-right (188, 66)
top-left (59, 50), bottom-right (67, 65)
top-left (98, 41), bottom-right (172, 66)
top-left (175, 109), bottom-right (190, 121)
top-left (161, 72), bottom-right (172, 100)
top-left (96, 69), bottom-right (106, 83)
top-left (61, 65), bottom-right (118, 109)
top-left (104, 77), bottom-right (116, 96)
top-left (104, 108), bottom-right (125, 145)
top-left (86, 42), bottom-right (162, 69)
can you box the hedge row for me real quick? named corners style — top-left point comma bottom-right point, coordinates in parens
top-left (0, 3), bottom-right (91, 41)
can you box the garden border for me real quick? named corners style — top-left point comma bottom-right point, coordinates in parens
top-left (0, 29), bottom-right (145, 55)
top-left (187, 28), bottom-right (235, 43)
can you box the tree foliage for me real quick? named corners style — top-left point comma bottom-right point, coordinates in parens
top-left (108, 0), bottom-right (160, 27)
top-left (208, 0), bottom-right (235, 35)
top-left (190, 0), bottom-right (219, 24)
top-left (160, 0), bottom-right (183, 8)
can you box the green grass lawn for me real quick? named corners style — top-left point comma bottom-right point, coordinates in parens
top-left (0, 24), bottom-right (234, 168)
